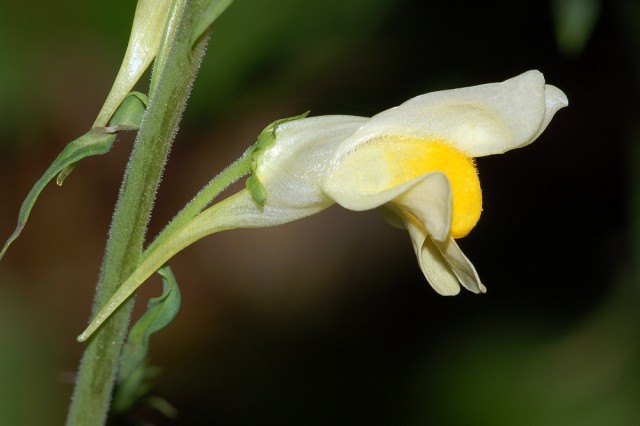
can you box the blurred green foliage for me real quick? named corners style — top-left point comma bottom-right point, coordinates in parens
top-left (0, 1), bottom-right (134, 152)
top-left (0, 276), bottom-right (65, 425)
top-left (552, 0), bottom-right (600, 57)
top-left (0, 0), bottom-right (393, 151)
top-left (193, 0), bottom-right (393, 116)
top-left (409, 285), bottom-right (640, 426)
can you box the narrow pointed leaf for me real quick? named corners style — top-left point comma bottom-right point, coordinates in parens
top-left (0, 129), bottom-right (115, 261)
top-left (107, 91), bottom-right (148, 131)
top-left (57, 92), bottom-right (148, 185)
top-left (190, 0), bottom-right (235, 48)
top-left (118, 265), bottom-right (181, 383)
top-left (0, 92), bottom-right (147, 261)
top-left (93, 0), bottom-right (172, 127)
top-left (111, 266), bottom-right (180, 417)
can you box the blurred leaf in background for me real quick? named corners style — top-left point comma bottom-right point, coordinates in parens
top-left (552, 0), bottom-right (601, 57)
top-left (0, 274), bottom-right (65, 425)
top-left (407, 284), bottom-right (640, 426)
top-left (0, 1), bottom-right (136, 152)
top-left (190, 0), bottom-right (395, 120)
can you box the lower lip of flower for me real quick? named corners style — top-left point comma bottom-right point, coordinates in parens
top-left (377, 135), bottom-right (482, 238)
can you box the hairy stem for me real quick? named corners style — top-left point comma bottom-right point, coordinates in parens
top-left (65, 0), bottom-right (212, 423)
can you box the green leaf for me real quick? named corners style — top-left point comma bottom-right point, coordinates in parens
top-left (77, 112), bottom-right (310, 343)
top-left (0, 92), bottom-right (147, 262)
top-left (111, 362), bottom-right (178, 419)
top-left (56, 92), bottom-right (148, 185)
top-left (111, 265), bottom-right (180, 419)
top-left (190, 0), bottom-right (235, 48)
top-left (552, 0), bottom-right (600, 57)
top-left (92, 0), bottom-right (171, 127)
top-left (107, 91), bottom-right (148, 131)
top-left (0, 129), bottom-right (115, 261)
top-left (118, 265), bottom-right (181, 383)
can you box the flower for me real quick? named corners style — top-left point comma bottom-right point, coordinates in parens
top-left (260, 69), bottom-right (568, 295)
top-left (78, 70), bottom-right (567, 340)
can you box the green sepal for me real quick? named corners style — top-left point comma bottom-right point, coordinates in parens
top-left (0, 92), bottom-right (148, 262)
top-left (246, 111), bottom-right (309, 205)
top-left (245, 174), bottom-right (268, 206)
top-left (111, 265), bottom-right (180, 418)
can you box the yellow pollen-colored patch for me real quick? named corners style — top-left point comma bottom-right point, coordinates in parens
top-left (378, 135), bottom-right (482, 238)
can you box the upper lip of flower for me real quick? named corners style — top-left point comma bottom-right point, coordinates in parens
top-left (318, 69), bottom-right (567, 295)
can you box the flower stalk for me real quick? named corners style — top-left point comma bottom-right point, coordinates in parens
top-left (65, 0), bottom-right (218, 423)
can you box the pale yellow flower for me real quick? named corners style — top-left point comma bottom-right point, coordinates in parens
top-left (261, 70), bottom-right (568, 294)
top-left (79, 70), bottom-right (567, 341)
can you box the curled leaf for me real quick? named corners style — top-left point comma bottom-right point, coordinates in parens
top-left (0, 92), bottom-right (147, 261)
top-left (77, 112), bottom-right (310, 342)
top-left (118, 265), bottom-right (181, 382)
top-left (0, 129), bottom-right (115, 261)
top-left (112, 265), bottom-right (180, 417)
top-left (107, 91), bottom-right (149, 131)
top-left (57, 92), bottom-right (149, 185)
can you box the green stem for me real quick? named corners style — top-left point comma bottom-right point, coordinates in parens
top-left (65, 1), bottom-right (211, 424)
top-left (148, 150), bottom-right (252, 254)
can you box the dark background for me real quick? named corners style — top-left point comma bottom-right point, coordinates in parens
top-left (1, 0), bottom-right (639, 424)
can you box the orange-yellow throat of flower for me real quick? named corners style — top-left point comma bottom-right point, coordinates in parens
top-left (381, 136), bottom-right (482, 238)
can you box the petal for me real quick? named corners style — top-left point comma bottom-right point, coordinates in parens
top-left (257, 115), bottom-right (367, 209)
top-left (530, 84), bottom-right (569, 143)
top-left (389, 205), bottom-right (485, 295)
top-left (330, 171), bottom-right (452, 241)
top-left (390, 172), bottom-right (452, 242)
top-left (327, 70), bottom-right (567, 160)
top-left (432, 237), bottom-right (486, 294)
top-left (193, 189), bottom-right (326, 233)
top-left (394, 207), bottom-right (461, 295)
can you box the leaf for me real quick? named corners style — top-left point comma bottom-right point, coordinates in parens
top-left (552, 0), bottom-right (600, 57)
top-left (118, 265), bottom-right (181, 383)
top-left (111, 363), bottom-right (178, 419)
top-left (0, 129), bottom-right (115, 261)
top-left (76, 111), bottom-right (313, 343)
top-left (0, 92), bottom-right (147, 261)
top-left (111, 265), bottom-right (180, 419)
top-left (92, 0), bottom-right (171, 127)
top-left (107, 91), bottom-right (148, 131)
top-left (190, 0), bottom-right (235, 48)
top-left (56, 91), bottom-right (148, 185)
